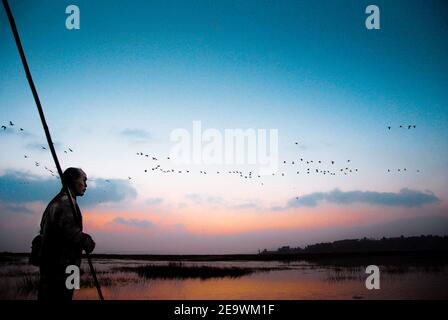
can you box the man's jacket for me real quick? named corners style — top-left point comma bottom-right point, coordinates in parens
top-left (39, 190), bottom-right (86, 271)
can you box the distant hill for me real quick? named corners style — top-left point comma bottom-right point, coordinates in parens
top-left (260, 235), bottom-right (448, 255)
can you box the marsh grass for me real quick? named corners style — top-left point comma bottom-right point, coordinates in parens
top-left (115, 262), bottom-right (285, 280)
top-left (17, 273), bottom-right (39, 295)
top-left (80, 270), bottom-right (145, 288)
top-left (326, 266), bottom-right (364, 282)
top-left (2, 253), bottom-right (447, 299)
top-left (323, 263), bottom-right (447, 282)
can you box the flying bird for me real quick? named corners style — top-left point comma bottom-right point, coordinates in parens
top-left (1, 126), bottom-right (6, 130)
top-left (9, 121), bottom-right (14, 126)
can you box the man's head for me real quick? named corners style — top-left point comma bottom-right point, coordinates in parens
top-left (63, 167), bottom-right (87, 197)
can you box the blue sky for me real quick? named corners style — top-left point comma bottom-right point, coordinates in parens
top-left (0, 0), bottom-right (447, 253)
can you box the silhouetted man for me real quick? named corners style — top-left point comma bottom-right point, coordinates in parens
top-left (38, 167), bottom-right (95, 301)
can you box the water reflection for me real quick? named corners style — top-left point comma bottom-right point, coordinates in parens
top-left (1, 256), bottom-right (447, 300)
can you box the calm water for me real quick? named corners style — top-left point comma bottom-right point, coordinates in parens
top-left (1, 257), bottom-right (447, 300)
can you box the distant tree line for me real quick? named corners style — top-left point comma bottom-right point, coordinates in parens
top-left (258, 235), bottom-right (448, 254)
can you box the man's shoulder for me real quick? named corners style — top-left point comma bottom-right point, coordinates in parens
top-left (46, 192), bottom-right (70, 210)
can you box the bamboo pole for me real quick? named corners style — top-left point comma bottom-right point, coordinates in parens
top-left (2, 0), bottom-right (104, 301)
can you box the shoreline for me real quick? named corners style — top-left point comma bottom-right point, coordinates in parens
top-left (1, 250), bottom-right (447, 263)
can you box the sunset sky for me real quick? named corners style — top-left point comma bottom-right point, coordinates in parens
top-left (1, 0), bottom-right (447, 254)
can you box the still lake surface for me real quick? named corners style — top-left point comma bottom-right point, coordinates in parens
top-left (1, 256), bottom-right (447, 299)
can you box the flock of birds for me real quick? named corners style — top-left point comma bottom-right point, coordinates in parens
top-left (1, 121), bottom-right (24, 131)
top-left (2, 120), bottom-right (422, 191)
top-left (387, 125), bottom-right (417, 130)
top-left (1, 120), bottom-right (76, 179)
top-left (133, 150), bottom-right (360, 182)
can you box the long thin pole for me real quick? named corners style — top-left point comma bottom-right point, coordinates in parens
top-left (2, 0), bottom-right (104, 300)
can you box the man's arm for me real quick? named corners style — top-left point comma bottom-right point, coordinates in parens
top-left (56, 202), bottom-right (95, 253)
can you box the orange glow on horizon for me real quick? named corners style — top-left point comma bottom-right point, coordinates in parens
top-left (81, 202), bottom-right (442, 237)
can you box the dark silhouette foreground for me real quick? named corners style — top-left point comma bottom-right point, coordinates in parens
top-left (38, 168), bottom-right (95, 301)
